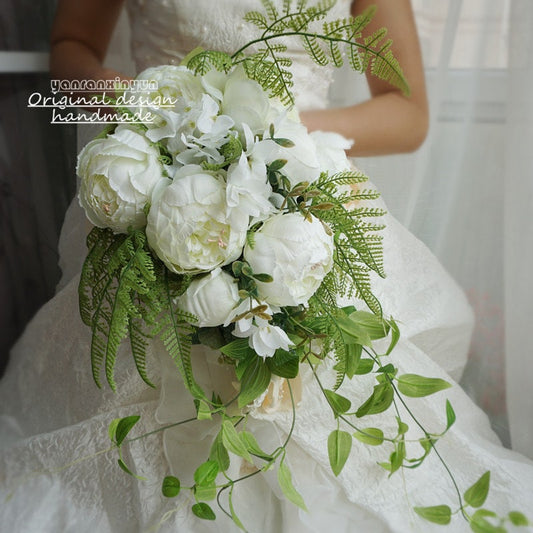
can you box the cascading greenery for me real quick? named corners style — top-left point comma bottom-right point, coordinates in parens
top-left (77, 1), bottom-right (530, 532)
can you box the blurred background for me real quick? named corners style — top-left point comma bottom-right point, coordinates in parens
top-left (0, 0), bottom-right (531, 457)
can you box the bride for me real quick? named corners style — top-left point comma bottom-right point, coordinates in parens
top-left (1, 0), bottom-right (532, 532)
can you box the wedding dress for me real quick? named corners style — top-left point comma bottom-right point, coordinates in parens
top-left (1, 1), bottom-right (533, 532)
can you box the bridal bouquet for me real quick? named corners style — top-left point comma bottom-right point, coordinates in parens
top-left (76, 1), bottom-right (528, 531)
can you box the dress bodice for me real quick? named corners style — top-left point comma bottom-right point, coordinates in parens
top-left (126, 0), bottom-right (352, 110)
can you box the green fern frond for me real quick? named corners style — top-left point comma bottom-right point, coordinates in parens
top-left (329, 40), bottom-right (343, 67)
top-left (244, 11), bottom-right (269, 30)
top-left (302, 35), bottom-right (329, 66)
top-left (79, 228), bottom-right (166, 390)
top-left (261, 0), bottom-right (279, 22)
top-left (159, 270), bottom-right (206, 401)
top-left (129, 318), bottom-right (155, 388)
top-left (187, 50), bottom-right (233, 75)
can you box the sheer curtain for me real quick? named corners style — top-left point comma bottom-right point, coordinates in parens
top-left (505, 0), bottom-right (533, 459)
top-left (331, 0), bottom-right (532, 456)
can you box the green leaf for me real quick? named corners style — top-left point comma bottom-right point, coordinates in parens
top-left (191, 502), bottom-right (216, 520)
top-left (445, 399), bottom-right (456, 430)
top-left (356, 382), bottom-right (394, 417)
top-left (377, 363), bottom-right (396, 375)
top-left (336, 315), bottom-right (372, 346)
top-left (464, 471), bottom-right (491, 508)
top-left (238, 357), bottom-right (271, 408)
top-left (396, 417), bottom-right (409, 435)
top-left (266, 349), bottom-right (299, 379)
top-left (220, 339), bottom-right (255, 360)
top-left (508, 511), bottom-right (529, 526)
top-left (241, 431), bottom-right (273, 461)
top-left (344, 343), bottom-right (362, 379)
top-left (252, 272), bottom-right (274, 283)
top-left (470, 509), bottom-right (506, 533)
top-left (108, 418), bottom-right (120, 443)
top-left (221, 421), bottom-right (253, 463)
top-left (194, 461), bottom-right (219, 486)
top-left (209, 432), bottom-right (230, 472)
top-left (414, 505), bottom-right (452, 525)
top-left (268, 158), bottom-right (287, 171)
top-left (385, 317), bottom-right (400, 355)
top-left (347, 310), bottom-right (390, 340)
top-left (196, 399), bottom-right (212, 420)
top-left (419, 437), bottom-right (434, 454)
top-left (353, 427), bottom-right (384, 446)
top-left (117, 458), bottom-right (146, 481)
top-left (389, 440), bottom-right (406, 474)
top-left (277, 462), bottom-right (307, 511)
top-left (112, 415), bottom-right (140, 446)
top-left (328, 430), bottom-right (352, 476)
top-left (162, 476), bottom-right (181, 498)
top-left (273, 137), bottom-right (295, 148)
top-left (194, 482), bottom-right (217, 502)
top-left (397, 374), bottom-right (452, 398)
top-left (324, 389), bottom-right (351, 416)
top-left (354, 358), bottom-right (374, 375)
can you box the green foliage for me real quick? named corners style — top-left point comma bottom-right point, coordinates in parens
top-left (186, 0), bottom-right (409, 105)
top-left (306, 170), bottom-right (386, 316)
top-left (464, 472), bottom-right (491, 509)
top-left (396, 374), bottom-right (452, 398)
top-left (277, 461), bottom-right (307, 510)
top-left (231, 1), bottom-right (409, 104)
top-left (328, 429), bottom-right (352, 476)
top-left (162, 476), bottom-right (181, 498)
top-left (414, 505), bottom-right (452, 525)
top-left (79, 227), bottom-right (205, 399)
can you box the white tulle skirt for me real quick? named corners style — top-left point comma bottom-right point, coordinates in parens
top-left (1, 197), bottom-right (533, 533)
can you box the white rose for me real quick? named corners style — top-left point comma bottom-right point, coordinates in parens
top-left (146, 165), bottom-right (248, 273)
top-left (77, 125), bottom-right (165, 233)
top-left (252, 115), bottom-right (321, 187)
top-left (125, 65), bottom-right (203, 142)
top-left (244, 213), bottom-right (334, 307)
top-left (310, 131), bottom-right (353, 174)
top-left (177, 268), bottom-right (240, 327)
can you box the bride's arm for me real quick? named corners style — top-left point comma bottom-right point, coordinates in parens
top-left (49, 0), bottom-right (130, 84)
top-left (300, 0), bottom-right (429, 157)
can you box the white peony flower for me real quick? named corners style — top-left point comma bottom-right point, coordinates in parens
top-left (125, 65), bottom-right (203, 142)
top-left (310, 131), bottom-right (353, 174)
top-left (77, 125), bottom-right (165, 233)
top-left (146, 165), bottom-right (248, 273)
top-left (177, 268), bottom-right (240, 327)
top-left (244, 213), bottom-right (334, 307)
top-left (251, 115), bottom-right (321, 187)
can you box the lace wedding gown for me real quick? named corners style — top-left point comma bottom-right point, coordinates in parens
top-left (2, 1), bottom-right (533, 532)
